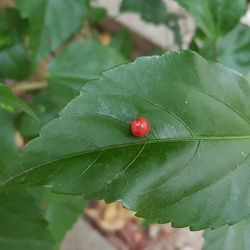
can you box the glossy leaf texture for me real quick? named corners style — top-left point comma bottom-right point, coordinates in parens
top-left (203, 217), bottom-right (250, 250)
top-left (15, 0), bottom-right (90, 65)
top-left (0, 190), bottom-right (54, 250)
top-left (18, 41), bottom-right (126, 139)
top-left (0, 83), bottom-right (37, 119)
top-left (176, 0), bottom-right (247, 39)
top-left (4, 51), bottom-right (250, 230)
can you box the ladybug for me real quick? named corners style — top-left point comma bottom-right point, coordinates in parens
top-left (130, 117), bottom-right (150, 137)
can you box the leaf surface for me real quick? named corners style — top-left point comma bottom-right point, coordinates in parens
top-left (203, 217), bottom-right (250, 250)
top-left (176, 0), bottom-right (247, 38)
top-left (121, 0), bottom-right (182, 46)
top-left (42, 191), bottom-right (85, 249)
top-left (18, 41), bottom-right (126, 139)
top-left (3, 51), bottom-right (250, 230)
top-left (0, 83), bottom-right (37, 119)
top-left (15, 0), bottom-right (89, 65)
top-left (0, 190), bottom-right (54, 250)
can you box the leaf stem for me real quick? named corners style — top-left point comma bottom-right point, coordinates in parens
top-left (11, 81), bottom-right (48, 94)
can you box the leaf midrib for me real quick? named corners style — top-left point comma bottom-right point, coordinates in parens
top-left (1, 134), bottom-right (250, 190)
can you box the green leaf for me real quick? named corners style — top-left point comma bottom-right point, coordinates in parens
top-left (18, 41), bottom-right (126, 139)
top-left (218, 24), bottom-right (250, 76)
top-left (203, 217), bottom-right (250, 250)
top-left (88, 6), bottom-right (107, 24)
top-left (0, 8), bottom-right (27, 48)
top-left (40, 191), bottom-right (85, 249)
top-left (0, 110), bottom-right (19, 173)
top-left (121, 0), bottom-right (169, 24)
top-left (120, 0), bottom-right (182, 47)
top-left (110, 30), bottom-right (132, 59)
top-left (47, 41), bottom-right (126, 83)
top-left (0, 83), bottom-right (37, 119)
top-left (192, 24), bottom-right (250, 76)
top-left (176, 0), bottom-right (247, 39)
top-left (15, 0), bottom-right (90, 65)
top-left (0, 8), bottom-right (30, 80)
top-left (0, 43), bottom-right (30, 80)
top-left (4, 51), bottom-right (250, 230)
top-left (0, 190), bottom-right (54, 250)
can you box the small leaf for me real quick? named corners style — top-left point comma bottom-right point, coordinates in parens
top-left (4, 51), bottom-right (250, 230)
top-left (0, 190), bottom-right (54, 250)
top-left (203, 217), bottom-right (250, 250)
top-left (176, 0), bottom-right (247, 39)
top-left (15, 0), bottom-right (90, 65)
top-left (0, 83), bottom-right (37, 119)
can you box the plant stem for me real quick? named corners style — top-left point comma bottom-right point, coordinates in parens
top-left (11, 81), bottom-right (47, 94)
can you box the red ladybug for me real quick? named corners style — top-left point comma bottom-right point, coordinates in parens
top-left (130, 117), bottom-right (150, 137)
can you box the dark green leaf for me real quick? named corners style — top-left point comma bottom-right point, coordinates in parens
top-left (0, 83), bottom-right (37, 119)
top-left (0, 110), bottom-right (19, 173)
top-left (0, 44), bottom-right (30, 80)
top-left (0, 8), bottom-right (27, 48)
top-left (110, 30), bottom-right (133, 59)
top-left (0, 8), bottom-right (30, 79)
top-left (203, 217), bottom-right (250, 250)
top-left (176, 0), bottom-right (247, 39)
top-left (0, 190), bottom-right (54, 250)
top-left (88, 6), bottom-right (107, 24)
top-left (15, 0), bottom-right (90, 65)
top-left (4, 51), bottom-right (250, 230)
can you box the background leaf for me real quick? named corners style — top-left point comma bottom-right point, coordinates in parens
top-left (203, 217), bottom-right (250, 250)
top-left (0, 8), bottom-right (30, 80)
top-left (40, 191), bottom-right (85, 250)
top-left (15, 0), bottom-right (90, 65)
top-left (120, 0), bottom-right (182, 47)
top-left (176, 0), bottom-right (247, 39)
top-left (192, 24), bottom-right (250, 75)
top-left (218, 24), bottom-right (250, 76)
top-left (4, 51), bottom-right (250, 230)
top-left (0, 83), bottom-right (37, 119)
top-left (110, 30), bottom-right (133, 59)
top-left (18, 41), bottom-right (126, 139)
top-left (0, 190), bottom-right (54, 250)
